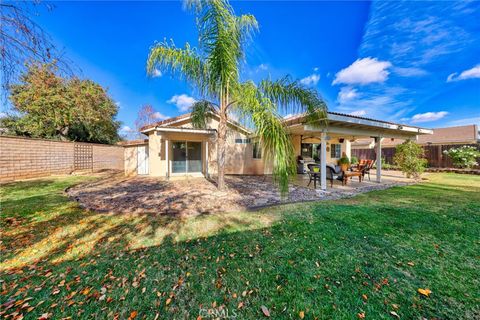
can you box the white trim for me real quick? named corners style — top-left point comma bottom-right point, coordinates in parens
top-left (156, 127), bottom-right (216, 134)
top-left (304, 124), bottom-right (421, 139)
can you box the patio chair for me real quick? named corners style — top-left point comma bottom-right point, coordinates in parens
top-left (362, 160), bottom-right (375, 181)
top-left (326, 164), bottom-right (344, 187)
top-left (307, 163), bottom-right (321, 187)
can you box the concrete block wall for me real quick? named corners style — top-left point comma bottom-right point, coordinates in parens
top-left (0, 136), bottom-right (125, 183)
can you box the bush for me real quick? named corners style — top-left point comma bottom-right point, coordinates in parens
top-left (394, 140), bottom-right (427, 178)
top-left (350, 156), bottom-right (358, 165)
top-left (443, 146), bottom-right (480, 169)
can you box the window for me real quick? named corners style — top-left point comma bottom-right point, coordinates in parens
top-left (235, 138), bottom-right (251, 144)
top-left (253, 142), bottom-right (262, 159)
top-left (301, 143), bottom-right (313, 158)
top-left (330, 144), bottom-right (341, 158)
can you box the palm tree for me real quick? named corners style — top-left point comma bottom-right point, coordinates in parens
top-left (147, 0), bottom-right (327, 193)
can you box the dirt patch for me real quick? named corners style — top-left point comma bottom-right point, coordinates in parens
top-left (67, 175), bottom-right (320, 216)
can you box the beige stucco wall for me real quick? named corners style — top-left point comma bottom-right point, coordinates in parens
top-left (146, 116), bottom-right (271, 177)
top-left (291, 135), bottom-right (352, 165)
top-left (124, 145), bottom-right (138, 176)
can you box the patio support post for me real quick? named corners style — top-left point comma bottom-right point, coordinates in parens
top-left (376, 136), bottom-right (382, 183)
top-left (320, 131), bottom-right (327, 190)
top-left (165, 139), bottom-right (169, 180)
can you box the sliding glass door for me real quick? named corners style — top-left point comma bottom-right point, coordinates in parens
top-left (172, 141), bottom-right (202, 174)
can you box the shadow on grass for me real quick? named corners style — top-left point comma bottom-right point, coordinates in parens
top-left (1, 174), bottom-right (479, 319)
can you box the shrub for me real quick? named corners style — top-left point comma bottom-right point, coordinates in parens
top-left (394, 140), bottom-right (427, 178)
top-left (338, 156), bottom-right (350, 165)
top-left (351, 156), bottom-right (359, 165)
top-left (443, 146), bottom-right (480, 169)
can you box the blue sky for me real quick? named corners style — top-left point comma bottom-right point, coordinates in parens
top-left (14, 1), bottom-right (480, 134)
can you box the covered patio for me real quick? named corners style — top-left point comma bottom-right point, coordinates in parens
top-left (285, 112), bottom-right (432, 190)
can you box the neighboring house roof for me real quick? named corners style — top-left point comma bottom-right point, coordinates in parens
top-left (351, 124), bottom-right (479, 148)
top-left (417, 125), bottom-right (478, 144)
top-left (117, 139), bottom-right (148, 146)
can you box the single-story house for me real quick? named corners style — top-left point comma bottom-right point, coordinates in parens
top-left (124, 111), bottom-right (432, 190)
top-left (352, 124), bottom-right (479, 149)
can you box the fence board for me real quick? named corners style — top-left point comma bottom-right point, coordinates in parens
top-left (352, 143), bottom-right (480, 168)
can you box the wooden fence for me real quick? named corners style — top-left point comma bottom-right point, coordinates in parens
top-left (352, 143), bottom-right (480, 168)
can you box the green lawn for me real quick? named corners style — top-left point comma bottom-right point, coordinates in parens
top-left (1, 173), bottom-right (479, 319)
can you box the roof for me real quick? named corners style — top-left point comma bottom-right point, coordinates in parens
top-left (284, 111), bottom-right (428, 131)
top-left (418, 124), bottom-right (478, 144)
top-left (117, 139), bottom-right (148, 146)
top-left (351, 124), bottom-right (478, 147)
top-left (140, 111), bottom-right (250, 134)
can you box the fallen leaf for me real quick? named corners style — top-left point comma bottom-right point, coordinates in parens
top-left (407, 262), bottom-right (415, 266)
top-left (391, 304), bottom-right (399, 310)
top-left (362, 294), bottom-right (368, 301)
top-left (357, 312), bottom-right (365, 319)
top-left (128, 311), bottom-right (137, 320)
top-left (237, 302), bottom-right (244, 309)
top-left (390, 311), bottom-right (400, 318)
top-left (299, 311), bottom-right (305, 319)
top-left (38, 313), bottom-right (50, 320)
top-left (261, 305), bottom-right (270, 317)
top-left (166, 298), bottom-right (172, 305)
top-left (418, 288), bottom-right (432, 297)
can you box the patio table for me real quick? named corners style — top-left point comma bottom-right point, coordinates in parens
top-left (309, 171), bottom-right (321, 189)
top-left (343, 171), bottom-right (362, 185)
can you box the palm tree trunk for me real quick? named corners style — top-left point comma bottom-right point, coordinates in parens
top-left (217, 109), bottom-right (227, 190)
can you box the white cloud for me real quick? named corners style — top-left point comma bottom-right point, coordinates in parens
top-left (447, 64), bottom-right (480, 82)
top-left (393, 67), bottom-right (428, 77)
top-left (349, 110), bottom-right (367, 117)
top-left (115, 101), bottom-right (121, 107)
top-left (338, 87), bottom-right (359, 103)
top-left (283, 113), bottom-right (294, 119)
top-left (0, 112), bottom-right (7, 118)
top-left (153, 112), bottom-right (168, 120)
top-left (257, 64), bottom-right (268, 71)
top-left (167, 94), bottom-right (196, 112)
top-left (333, 57), bottom-right (392, 85)
top-left (411, 111), bottom-right (448, 123)
top-left (120, 125), bottom-right (135, 133)
top-left (300, 74), bottom-right (320, 86)
top-left (313, 67), bottom-right (319, 72)
top-left (447, 117), bottom-right (480, 127)
top-left (152, 68), bottom-right (162, 78)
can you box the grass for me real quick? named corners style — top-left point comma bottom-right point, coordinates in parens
top-left (1, 173), bottom-right (479, 319)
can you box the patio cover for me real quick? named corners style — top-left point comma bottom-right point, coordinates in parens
top-left (285, 112), bottom-right (433, 190)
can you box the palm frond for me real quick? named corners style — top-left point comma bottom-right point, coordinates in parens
top-left (146, 41), bottom-right (211, 96)
top-left (234, 81), bottom-right (296, 195)
top-left (190, 100), bottom-right (215, 128)
top-left (259, 77), bottom-right (328, 125)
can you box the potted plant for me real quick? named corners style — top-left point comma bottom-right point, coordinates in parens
top-left (338, 156), bottom-right (350, 172)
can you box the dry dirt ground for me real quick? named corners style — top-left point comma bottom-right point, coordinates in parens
top-left (67, 172), bottom-right (413, 216)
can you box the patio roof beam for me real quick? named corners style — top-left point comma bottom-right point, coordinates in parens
top-left (304, 124), bottom-right (417, 140)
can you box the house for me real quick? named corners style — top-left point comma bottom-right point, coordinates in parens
top-left (123, 111), bottom-right (432, 190)
top-left (352, 124), bottom-right (479, 149)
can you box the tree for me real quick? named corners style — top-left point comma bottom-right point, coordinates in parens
top-left (393, 140), bottom-right (428, 178)
top-left (5, 62), bottom-right (121, 144)
top-left (0, 2), bottom-right (73, 96)
top-left (147, 0), bottom-right (327, 192)
top-left (135, 104), bottom-right (160, 138)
